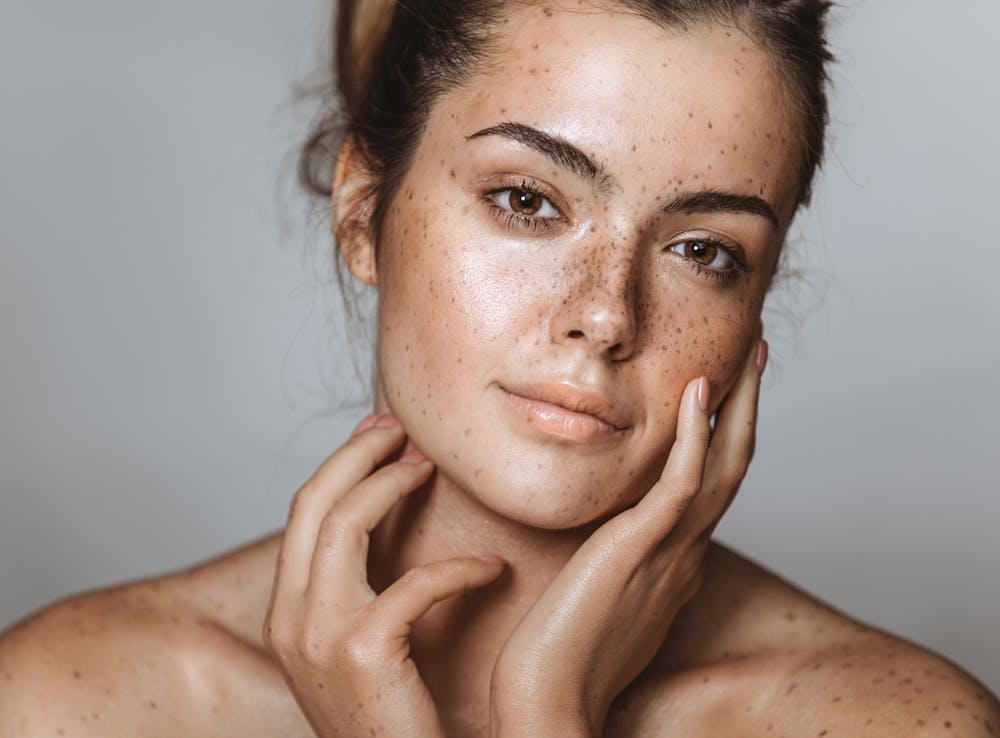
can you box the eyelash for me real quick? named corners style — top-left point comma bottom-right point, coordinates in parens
top-left (481, 180), bottom-right (749, 286)
top-left (482, 179), bottom-right (562, 233)
top-left (667, 237), bottom-right (749, 286)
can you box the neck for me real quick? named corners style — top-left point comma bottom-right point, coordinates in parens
top-left (370, 465), bottom-right (599, 632)
top-left (368, 466), bottom-right (599, 725)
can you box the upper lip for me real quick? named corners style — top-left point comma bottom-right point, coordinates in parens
top-left (499, 380), bottom-right (631, 430)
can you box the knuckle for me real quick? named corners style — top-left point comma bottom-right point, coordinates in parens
top-left (340, 626), bottom-right (385, 672)
top-left (262, 624), bottom-right (296, 661)
top-left (398, 566), bottom-right (434, 591)
top-left (293, 625), bottom-right (337, 671)
top-left (318, 507), bottom-right (346, 536)
top-left (684, 422), bottom-right (712, 446)
top-left (286, 486), bottom-right (309, 521)
top-left (318, 505), bottom-right (359, 544)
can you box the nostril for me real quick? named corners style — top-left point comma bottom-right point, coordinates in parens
top-left (567, 330), bottom-right (585, 339)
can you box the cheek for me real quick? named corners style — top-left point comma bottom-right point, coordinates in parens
top-left (373, 191), bottom-right (533, 425)
top-left (637, 283), bottom-right (762, 414)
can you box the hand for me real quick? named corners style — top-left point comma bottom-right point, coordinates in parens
top-left (489, 340), bottom-right (767, 737)
top-left (263, 415), bottom-right (506, 738)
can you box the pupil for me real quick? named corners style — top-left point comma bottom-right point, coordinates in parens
top-left (510, 190), bottom-right (541, 214)
top-left (689, 241), bottom-right (716, 264)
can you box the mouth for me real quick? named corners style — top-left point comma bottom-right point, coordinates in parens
top-left (496, 382), bottom-right (629, 443)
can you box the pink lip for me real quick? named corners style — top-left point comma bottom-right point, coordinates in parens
top-left (497, 382), bottom-right (628, 443)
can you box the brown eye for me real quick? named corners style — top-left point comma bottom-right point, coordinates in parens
top-left (684, 240), bottom-right (718, 265)
top-left (489, 186), bottom-right (559, 223)
top-left (668, 239), bottom-right (735, 270)
top-left (509, 189), bottom-right (544, 215)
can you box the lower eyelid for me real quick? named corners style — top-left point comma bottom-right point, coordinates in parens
top-left (484, 198), bottom-right (554, 232)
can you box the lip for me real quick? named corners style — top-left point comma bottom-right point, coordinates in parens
top-left (497, 381), bottom-right (629, 443)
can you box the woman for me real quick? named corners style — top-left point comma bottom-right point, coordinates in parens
top-left (2, 0), bottom-right (997, 735)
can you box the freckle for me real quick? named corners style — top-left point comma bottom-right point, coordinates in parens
top-left (945, 722), bottom-right (953, 728)
top-left (72, 670), bottom-right (82, 679)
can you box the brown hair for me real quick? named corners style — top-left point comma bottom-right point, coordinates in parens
top-left (301, 0), bottom-right (834, 238)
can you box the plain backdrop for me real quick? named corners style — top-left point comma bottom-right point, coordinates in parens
top-left (2, 0), bottom-right (998, 691)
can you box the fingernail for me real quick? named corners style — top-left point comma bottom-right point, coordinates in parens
top-left (374, 413), bottom-right (400, 428)
top-left (697, 377), bottom-right (710, 412)
top-left (351, 414), bottom-right (378, 436)
top-left (477, 554), bottom-right (507, 567)
top-left (756, 339), bottom-right (769, 375)
top-left (398, 449), bottom-right (429, 464)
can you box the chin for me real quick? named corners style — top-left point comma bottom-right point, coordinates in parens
top-left (443, 454), bottom-right (652, 531)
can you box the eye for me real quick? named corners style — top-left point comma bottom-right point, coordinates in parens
top-left (491, 188), bottom-right (560, 219)
top-left (668, 239), bottom-right (736, 271)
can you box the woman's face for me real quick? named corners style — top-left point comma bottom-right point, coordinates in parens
top-left (364, 5), bottom-right (801, 529)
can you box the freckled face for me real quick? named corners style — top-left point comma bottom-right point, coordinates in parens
top-left (369, 6), bottom-right (801, 529)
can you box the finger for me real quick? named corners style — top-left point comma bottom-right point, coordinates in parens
top-left (634, 375), bottom-right (712, 538)
top-left (310, 451), bottom-right (435, 601)
top-left (683, 338), bottom-right (766, 538)
top-left (359, 557), bottom-right (506, 646)
top-left (273, 416), bottom-right (407, 600)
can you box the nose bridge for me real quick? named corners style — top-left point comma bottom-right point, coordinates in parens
top-left (549, 233), bottom-right (639, 359)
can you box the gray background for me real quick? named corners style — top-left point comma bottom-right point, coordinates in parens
top-left (2, 0), bottom-right (998, 691)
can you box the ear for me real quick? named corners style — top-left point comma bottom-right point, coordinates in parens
top-left (331, 137), bottom-right (378, 286)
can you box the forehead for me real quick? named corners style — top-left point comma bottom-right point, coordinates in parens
top-left (428, 4), bottom-right (802, 223)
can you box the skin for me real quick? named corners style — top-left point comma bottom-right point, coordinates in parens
top-left (1, 5), bottom-right (998, 738)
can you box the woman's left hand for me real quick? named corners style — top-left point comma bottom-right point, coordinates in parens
top-left (489, 340), bottom-right (766, 737)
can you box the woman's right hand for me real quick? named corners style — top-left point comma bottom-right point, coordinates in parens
top-left (263, 414), bottom-right (506, 738)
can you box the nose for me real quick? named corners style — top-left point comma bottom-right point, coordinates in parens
top-left (548, 255), bottom-right (638, 361)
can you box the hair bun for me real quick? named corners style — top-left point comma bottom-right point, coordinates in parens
top-left (337, 0), bottom-right (397, 113)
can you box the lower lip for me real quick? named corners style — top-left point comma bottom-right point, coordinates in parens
top-left (499, 388), bottom-right (622, 443)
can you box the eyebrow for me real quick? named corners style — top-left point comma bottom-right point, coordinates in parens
top-left (660, 190), bottom-right (778, 228)
top-left (467, 122), bottom-right (614, 193)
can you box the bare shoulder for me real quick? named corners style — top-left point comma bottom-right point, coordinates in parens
top-left (0, 534), bottom-right (306, 738)
top-left (612, 544), bottom-right (1000, 737)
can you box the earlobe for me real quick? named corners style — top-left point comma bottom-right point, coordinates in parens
top-left (331, 137), bottom-right (378, 286)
